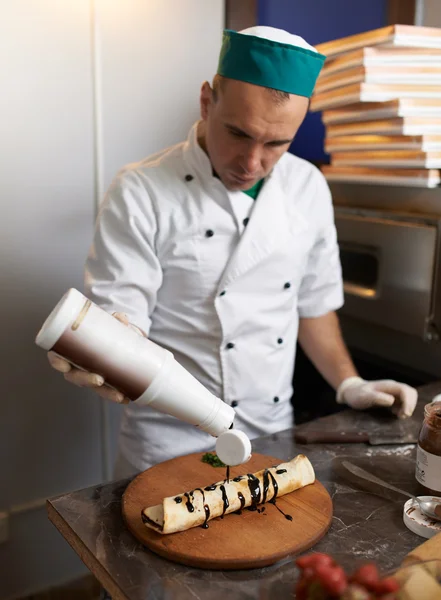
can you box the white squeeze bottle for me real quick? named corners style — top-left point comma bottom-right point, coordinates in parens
top-left (35, 288), bottom-right (251, 466)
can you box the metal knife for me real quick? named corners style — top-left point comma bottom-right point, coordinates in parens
top-left (294, 430), bottom-right (417, 445)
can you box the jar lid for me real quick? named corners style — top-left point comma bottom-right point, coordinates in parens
top-left (215, 430), bottom-right (252, 466)
top-left (403, 497), bottom-right (441, 539)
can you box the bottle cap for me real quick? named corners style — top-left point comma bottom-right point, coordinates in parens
top-left (36, 288), bottom-right (86, 350)
top-left (215, 430), bottom-right (252, 466)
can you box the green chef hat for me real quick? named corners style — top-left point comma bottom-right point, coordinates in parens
top-left (217, 26), bottom-right (326, 98)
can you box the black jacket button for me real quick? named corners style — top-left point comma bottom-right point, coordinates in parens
top-left (205, 229), bottom-right (214, 237)
top-left (277, 338), bottom-right (283, 344)
top-left (231, 400), bottom-right (238, 408)
top-left (185, 174), bottom-right (194, 182)
top-left (243, 217), bottom-right (249, 226)
top-left (226, 342), bottom-right (235, 349)
top-left (284, 282), bottom-right (291, 289)
top-left (273, 396), bottom-right (280, 403)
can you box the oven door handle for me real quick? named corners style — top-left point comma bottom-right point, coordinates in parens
top-left (343, 282), bottom-right (377, 299)
top-left (338, 241), bottom-right (380, 300)
top-left (343, 281), bottom-right (378, 298)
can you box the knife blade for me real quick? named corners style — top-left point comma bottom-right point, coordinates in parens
top-left (293, 430), bottom-right (417, 445)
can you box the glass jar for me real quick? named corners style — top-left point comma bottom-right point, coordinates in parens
top-left (416, 403), bottom-right (441, 495)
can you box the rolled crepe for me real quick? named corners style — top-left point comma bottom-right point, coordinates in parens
top-left (141, 454), bottom-right (315, 534)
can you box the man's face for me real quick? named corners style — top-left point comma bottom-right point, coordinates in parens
top-left (199, 78), bottom-right (309, 191)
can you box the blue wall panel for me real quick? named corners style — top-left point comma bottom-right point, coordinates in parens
top-left (258, 0), bottom-right (388, 163)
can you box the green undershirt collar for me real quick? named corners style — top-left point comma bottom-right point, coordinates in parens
top-left (242, 178), bottom-right (264, 200)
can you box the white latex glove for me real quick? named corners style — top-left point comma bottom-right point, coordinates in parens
top-left (336, 376), bottom-right (418, 418)
top-left (47, 312), bottom-right (145, 405)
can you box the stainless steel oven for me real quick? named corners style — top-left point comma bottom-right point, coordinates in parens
top-left (335, 207), bottom-right (441, 342)
top-left (329, 183), bottom-right (441, 380)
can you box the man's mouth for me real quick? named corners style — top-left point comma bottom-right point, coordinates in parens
top-left (229, 172), bottom-right (257, 185)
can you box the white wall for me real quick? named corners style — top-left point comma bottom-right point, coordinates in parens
top-left (422, 0), bottom-right (441, 27)
top-left (0, 1), bottom-right (223, 598)
top-left (96, 0), bottom-right (223, 191)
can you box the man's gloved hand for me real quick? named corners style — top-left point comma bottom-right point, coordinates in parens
top-left (47, 312), bottom-right (144, 405)
top-left (336, 376), bottom-right (418, 418)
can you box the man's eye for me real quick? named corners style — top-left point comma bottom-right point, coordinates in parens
top-left (229, 130), bottom-right (244, 138)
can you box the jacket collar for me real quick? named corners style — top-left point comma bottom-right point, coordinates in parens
top-left (218, 167), bottom-right (308, 289)
top-left (183, 121), bottom-right (216, 183)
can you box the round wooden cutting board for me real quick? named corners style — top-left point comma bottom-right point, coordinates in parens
top-left (122, 452), bottom-right (332, 570)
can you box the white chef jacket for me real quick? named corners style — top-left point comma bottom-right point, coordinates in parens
top-left (84, 122), bottom-right (344, 475)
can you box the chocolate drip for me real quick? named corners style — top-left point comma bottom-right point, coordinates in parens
top-left (174, 496), bottom-right (182, 504)
top-left (268, 471), bottom-right (292, 520)
top-left (271, 501), bottom-right (293, 521)
top-left (204, 485), bottom-right (217, 492)
top-left (268, 471), bottom-right (279, 500)
top-left (262, 469), bottom-right (270, 504)
top-left (276, 469), bottom-right (287, 475)
top-left (247, 473), bottom-right (261, 509)
top-left (220, 484), bottom-right (229, 516)
top-left (234, 490), bottom-right (246, 515)
top-left (184, 492), bottom-right (194, 513)
top-left (233, 476), bottom-right (243, 482)
top-left (202, 504), bottom-right (210, 528)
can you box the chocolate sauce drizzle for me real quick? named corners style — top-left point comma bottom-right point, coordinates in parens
top-left (236, 491), bottom-right (246, 514)
top-left (171, 465), bottom-right (292, 530)
top-left (271, 502), bottom-right (293, 520)
top-left (220, 484), bottom-right (229, 516)
top-left (267, 470), bottom-right (292, 520)
top-left (268, 470), bottom-right (278, 499)
top-left (202, 504), bottom-right (210, 528)
top-left (262, 469), bottom-right (271, 504)
top-left (184, 492), bottom-right (195, 513)
top-left (247, 473), bottom-right (261, 511)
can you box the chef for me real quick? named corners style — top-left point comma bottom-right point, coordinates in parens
top-left (48, 26), bottom-right (418, 479)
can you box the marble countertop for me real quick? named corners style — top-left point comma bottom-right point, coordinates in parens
top-left (47, 382), bottom-right (441, 600)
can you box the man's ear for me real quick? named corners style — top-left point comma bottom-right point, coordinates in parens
top-left (200, 81), bottom-right (213, 120)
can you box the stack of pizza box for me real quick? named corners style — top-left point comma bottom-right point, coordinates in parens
top-left (312, 25), bottom-right (441, 188)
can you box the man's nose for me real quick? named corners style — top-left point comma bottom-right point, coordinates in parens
top-left (241, 145), bottom-right (261, 174)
